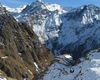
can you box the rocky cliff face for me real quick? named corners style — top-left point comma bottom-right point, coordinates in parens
top-left (0, 12), bottom-right (53, 80)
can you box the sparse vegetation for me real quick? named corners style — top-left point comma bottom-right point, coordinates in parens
top-left (0, 14), bottom-right (54, 80)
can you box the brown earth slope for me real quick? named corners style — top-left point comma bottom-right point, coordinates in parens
top-left (0, 13), bottom-right (54, 80)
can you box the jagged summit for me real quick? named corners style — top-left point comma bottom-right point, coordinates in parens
top-left (65, 4), bottom-right (100, 24)
top-left (79, 4), bottom-right (98, 9)
top-left (22, 0), bottom-right (44, 14)
top-left (87, 4), bottom-right (98, 8)
top-left (0, 3), bottom-right (7, 15)
top-left (69, 4), bottom-right (100, 14)
top-left (22, 0), bottom-right (64, 14)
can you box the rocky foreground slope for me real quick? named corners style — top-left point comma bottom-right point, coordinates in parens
top-left (0, 7), bottom-right (53, 80)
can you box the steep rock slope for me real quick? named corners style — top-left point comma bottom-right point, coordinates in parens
top-left (0, 7), bottom-right (53, 80)
top-left (38, 49), bottom-right (100, 80)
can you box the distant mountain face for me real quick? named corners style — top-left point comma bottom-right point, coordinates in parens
top-left (7, 0), bottom-right (100, 59)
top-left (57, 4), bottom-right (100, 59)
top-left (0, 6), bottom-right (53, 80)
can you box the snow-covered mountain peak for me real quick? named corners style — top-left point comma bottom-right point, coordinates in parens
top-left (22, 0), bottom-right (65, 14)
top-left (65, 4), bottom-right (100, 25)
top-left (3, 5), bottom-right (26, 13)
top-left (18, 0), bottom-right (67, 44)
top-left (81, 4), bottom-right (100, 24)
top-left (22, 1), bottom-right (46, 14)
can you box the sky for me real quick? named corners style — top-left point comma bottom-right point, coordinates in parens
top-left (0, 0), bottom-right (100, 8)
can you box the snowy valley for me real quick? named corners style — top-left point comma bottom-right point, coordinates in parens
top-left (38, 49), bottom-right (100, 80)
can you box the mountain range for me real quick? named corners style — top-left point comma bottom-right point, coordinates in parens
top-left (9, 1), bottom-right (100, 59)
top-left (1, 0), bottom-right (100, 80)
